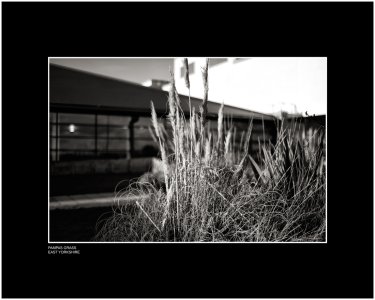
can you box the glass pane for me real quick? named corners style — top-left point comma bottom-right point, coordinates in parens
top-left (97, 150), bottom-right (127, 159)
top-left (59, 150), bottom-right (95, 161)
top-left (50, 112), bottom-right (56, 123)
top-left (107, 139), bottom-right (129, 151)
top-left (59, 138), bottom-right (95, 150)
top-left (98, 115), bottom-right (131, 126)
top-left (96, 126), bottom-right (107, 138)
top-left (134, 140), bottom-right (159, 152)
top-left (134, 127), bottom-right (153, 139)
top-left (252, 123), bottom-right (264, 131)
top-left (97, 115), bottom-right (109, 125)
top-left (207, 121), bottom-right (218, 129)
top-left (50, 125), bottom-right (56, 137)
top-left (108, 115), bottom-right (131, 126)
top-left (58, 113), bottom-right (95, 124)
top-left (96, 126), bottom-right (128, 138)
top-left (97, 139), bottom-right (130, 151)
top-left (135, 117), bottom-right (152, 126)
top-left (112, 127), bottom-right (129, 138)
top-left (50, 137), bottom-right (56, 150)
top-left (50, 151), bottom-right (56, 162)
top-left (97, 139), bottom-right (107, 151)
top-left (58, 124), bottom-right (95, 137)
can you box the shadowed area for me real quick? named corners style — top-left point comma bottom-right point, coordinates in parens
top-left (50, 207), bottom-right (113, 242)
top-left (50, 173), bottom-right (143, 196)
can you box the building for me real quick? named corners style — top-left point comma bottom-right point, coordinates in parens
top-left (50, 63), bottom-right (276, 163)
top-left (173, 57), bottom-right (327, 116)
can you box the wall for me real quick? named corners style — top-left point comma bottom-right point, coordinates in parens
top-left (174, 57), bottom-right (327, 116)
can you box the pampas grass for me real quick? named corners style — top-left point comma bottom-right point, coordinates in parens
top-left (94, 58), bottom-right (326, 242)
top-left (200, 58), bottom-right (209, 129)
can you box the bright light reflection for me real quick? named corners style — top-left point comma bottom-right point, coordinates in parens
top-left (68, 124), bottom-right (76, 133)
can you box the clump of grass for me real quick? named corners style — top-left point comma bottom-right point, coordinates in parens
top-left (95, 58), bottom-right (326, 242)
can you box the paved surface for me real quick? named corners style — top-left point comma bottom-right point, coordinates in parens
top-left (50, 173), bottom-right (142, 196)
top-left (50, 193), bottom-right (148, 210)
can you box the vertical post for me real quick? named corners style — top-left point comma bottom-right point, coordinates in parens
top-left (55, 112), bottom-right (59, 161)
top-left (129, 115), bottom-right (139, 159)
top-left (106, 115), bottom-right (109, 154)
top-left (94, 113), bottom-right (98, 157)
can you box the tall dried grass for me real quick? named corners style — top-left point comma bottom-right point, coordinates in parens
top-left (95, 58), bottom-right (326, 242)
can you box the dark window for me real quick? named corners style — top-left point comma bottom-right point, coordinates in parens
top-left (50, 113), bottom-right (158, 161)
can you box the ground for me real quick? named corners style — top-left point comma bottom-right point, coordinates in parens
top-left (49, 207), bottom-right (113, 242)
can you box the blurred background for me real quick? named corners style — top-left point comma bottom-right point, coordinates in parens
top-left (51, 57), bottom-right (327, 116)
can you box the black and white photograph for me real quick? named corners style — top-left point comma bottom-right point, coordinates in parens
top-left (49, 57), bottom-right (327, 242)
top-left (2, 2), bottom-right (373, 298)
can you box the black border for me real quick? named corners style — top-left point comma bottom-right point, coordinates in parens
top-left (2, 2), bottom-right (373, 298)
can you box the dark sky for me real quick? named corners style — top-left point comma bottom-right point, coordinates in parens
top-left (50, 58), bottom-right (174, 84)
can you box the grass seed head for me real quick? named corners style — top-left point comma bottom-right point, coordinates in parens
top-left (150, 101), bottom-right (161, 140)
top-left (183, 58), bottom-right (190, 89)
top-left (200, 58), bottom-right (209, 128)
top-left (217, 102), bottom-right (224, 152)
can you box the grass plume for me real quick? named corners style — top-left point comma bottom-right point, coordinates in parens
top-left (95, 58), bottom-right (326, 242)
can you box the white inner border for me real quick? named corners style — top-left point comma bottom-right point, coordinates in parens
top-left (48, 57), bottom-right (328, 244)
